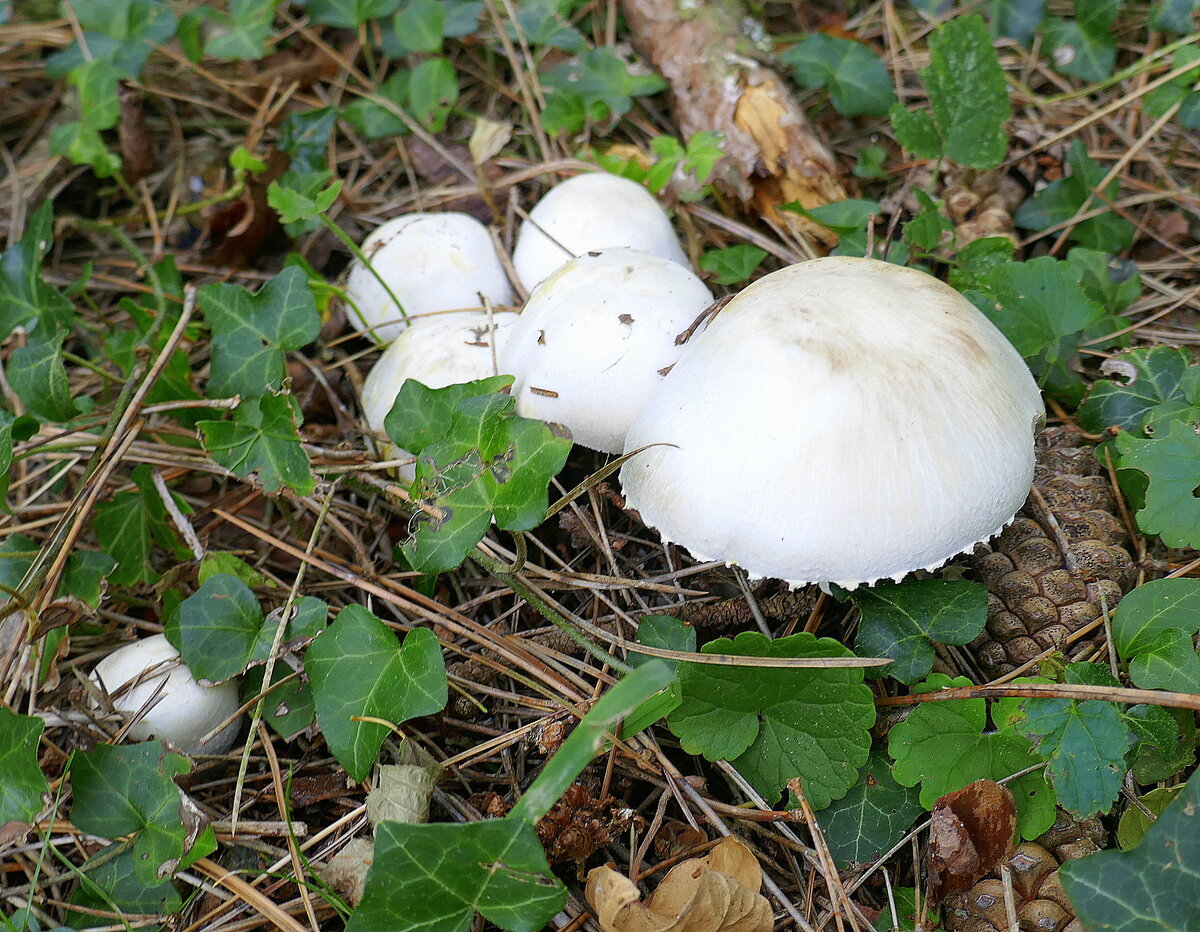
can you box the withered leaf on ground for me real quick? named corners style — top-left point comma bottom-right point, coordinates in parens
top-left (585, 836), bottom-right (773, 932)
top-left (927, 779), bottom-right (1018, 903)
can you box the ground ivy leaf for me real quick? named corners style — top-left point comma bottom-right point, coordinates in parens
top-left (0, 201), bottom-right (72, 337)
top-left (1022, 665), bottom-right (1131, 817)
top-left (200, 265), bottom-right (320, 399)
top-left (305, 605), bottom-right (447, 782)
top-left (1060, 767), bottom-right (1200, 931)
top-left (348, 817), bottom-right (565, 932)
top-left (1013, 140), bottom-right (1135, 252)
top-left (1110, 577), bottom-right (1200, 659)
top-left (1078, 346), bottom-right (1200, 435)
top-left (821, 747), bottom-right (923, 868)
top-left (173, 573), bottom-right (264, 682)
top-left (667, 631), bottom-right (874, 808)
top-left (1113, 422), bottom-right (1200, 548)
top-left (850, 578), bottom-right (987, 684)
top-left (0, 708), bottom-right (48, 823)
top-left (781, 34), bottom-right (896, 117)
top-left (199, 392), bottom-right (316, 495)
top-left (888, 674), bottom-right (1055, 839)
top-left (71, 741), bottom-right (192, 885)
top-left (392, 381), bottom-right (571, 574)
top-left (8, 331), bottom-right (80, 422)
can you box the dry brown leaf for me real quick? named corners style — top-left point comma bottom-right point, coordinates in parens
top-left (927, 780), bottom-right (1017, 903)
top-left (585, 837), bottom-right (773, 932)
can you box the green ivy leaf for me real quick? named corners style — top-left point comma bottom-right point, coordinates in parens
top-left (8, 330), bottom-right (80, 422)
top-left (783, 198), bottom-right (881, 234)
top-left (821, 747), bottom-right (923, 868)
top-left (620, 615), bottom-right (693, 737)
top-left (343, 71), bottom-right (411, 139)
top-left (1066, 247), bottom-right (1142, 315)
top-left (1060, 767), bottom-right (1200, 930)
top-left (67, 843), bottom-right (181, 922)
top-left (541, 48), bottom-right (666, 135)
top-left (0, 708), bottom-right (48, 824)
top-left (45, 0), bottom-right (178, 79)
top-left (0, 201), bottom-right (72, 337)
top-left (199, 392), bottom-right (316, 496)
top-left (1112, 577), bottom-right (1200, 658)
top-left (388, 379), bottom-right (572, 574)
top-left (989, 0), bottom-right (1046, 44)
top-left (1042, 13), bottom-right (1117, 82)
top-left (392, 0), bottom-right (445, 52)
top-left (1013, 140), bottom-right (1135, 252)
top-left (71, 741), bottom-right (193, 885)
top-left (243, 663), bottom-right (316, 740)
top-left (93, 464), bottom-right (189, 587)
top-left (1129, 629), bottom-right (1200, 693)
top-left (969, 255), bottom-right (1109, 399)
top-left (1152, 0), bottom-right (1200, 33)
top-left (781, 34), bottom-right (896, 117)
top-left (903, 190), bottom-right (953, 251)
top-left (1022, 664), bottom-right (1131, 817)
top-left (1131, 707), bottom-right (1195, 785)
top-left (668, 631), bottom-right (874, 808)
top-left (407, 57), bottom-right (459, 132)
top-left (305, 605), bottom-right (447, 781)
top-left (200, 265), bottom-right (321, 399)
top-left (1113, 422), bottom-right (1200, 549)
top-left (266, 172), bottom-right (343, 225)
top-left (204, 0), bottom-right (278, 60)
top-left (61, 550), bottom-right (119, 607)
top-left (888, 674), bottom-right (1056, 839)
top-left (173, 573), bottom-right (264, 682)
top-left (299, 0), bottom-right (400, 28)
top-left (1078, 347), bottom-right (1200, 435)
top-left (889, 15), bottom-right (1011, 169)
top-left (278, 107), bottom-right (337, 174)
top-left (698, 245), bottom-right (768, 285)
top-left (1145, 47), bottom-right (1200, 128)
top-left (850, 578), bottom-right (988, 684)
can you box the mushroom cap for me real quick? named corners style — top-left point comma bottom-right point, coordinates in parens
top-left (500, 248), bottom-right (713, 454)
top-left (512, 173), bottom-right (690, 291)
top-left (91, 634), bottom-right (242, 754)
top-left (619, 256), bottom-right (1045, 588)
top-left (361, 312), bottom-right (514, 480)
top-left (344, 212), bottom-right (515, 344)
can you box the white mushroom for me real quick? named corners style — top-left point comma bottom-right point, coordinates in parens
top-left (499, 248), bottom-right (713, 454)
top-left (619, 256), bottom-right (1045, 589)
top-left (91, 634), bottom-right (242, 754)
top-left (343, 212), bottom-right (515, 344)
top-left (361, 312), bottom-right (515, 480)
top-left (512, 173), bottom-right (690, 291)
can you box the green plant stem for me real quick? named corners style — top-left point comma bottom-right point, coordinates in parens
top-left (472, 549), bottom-right (632, 674)
top-left (317, 214), bottom-right (409, 334)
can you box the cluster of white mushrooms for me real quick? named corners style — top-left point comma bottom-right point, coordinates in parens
top-left (352, 171), bottom-right (1044, 593)
top-left (88, 173), bottom-right (1043, 753)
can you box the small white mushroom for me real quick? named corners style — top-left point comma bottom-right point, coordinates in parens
top-left (499, 248), bottom-right (713, 454)
top-left (512, 173), bottom-right (690, 291)
top-left (91, 634), bottom-right (242, 754)
top-left (620, 256), bottom-right (1045, 589)
top-left (361, 312), bottom-right (515, 480)
top-left (343, 212), bottom-right (515, 344)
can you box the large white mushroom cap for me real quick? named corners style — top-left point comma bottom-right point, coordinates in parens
top-left (500, 248), bottom-right (713, 454)
top-left (91, 634), bottom-right (242, 754)
top-left (512, 173), bottom-right (690, 291)
top-left (344, 212), bottom-right (515, 344)
top-left (619, 256), bottom-right (1045, 589)
top-left (361, 312), bottom-right (514, 480)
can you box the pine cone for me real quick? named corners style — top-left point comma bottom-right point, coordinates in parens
top-left (942, 811), bottom-right (1106, 932)
top-left (969, 428), bottom-right (1136, 679)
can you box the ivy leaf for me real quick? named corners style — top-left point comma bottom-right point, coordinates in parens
top-left (888, 674), bottom-right (1056, 839)
top-left (620, 614), bottom-right (693, 737)
top-left (1078, 347), bottom-right (1200, 435)
top-left (1113, 422), bottom-right (1200, 549)
top-left (1110, 578), bottom-right (1200, 658)
top-left (697, 245), bottom-right (767, 286)
top-left (343, 71), bottom-right (411, 139)
top-left (61, 550), bottom-right (119, 607)
top-left (0, 708), bottom-right (48, 824)
top-left (267, 172), bottom-right (343, 226)
top-left (667, 631), bottom-right (875, 808)
top-left (783, 198), bottom-right (881, 234)
top-left (1145, 47), bottom-right (1200, 129)
top-left (299, 0), bottom-right (400, 28)
top-left (969, 255), bottom-right (1110, 400)
top-left (0, 201), bottom-right (72, 337)
top-left (888, 16), bottom-right (1011, 169)
top-left (1041, 13), bottom-right (1117, 82)
top-left (1060, 767), bottom-right (1200, 931)
top-left (45, 0), bottom-right (178, 79)
top-left (903, 190), bottom-right (953, 251)
top-left (821, 747), bottom-right (923, 868)
top-left (781, 34), bottom-right (896, 117)
top-left (278, 107), bottom-right (337, 174)
top-left (200, 265), bottom-right (320, 399)
top-left (199, 392), bottom-right (316, 496)
top-left (1152, 0), bottom-right (1200, 33)
top-left (388, 379), bottom-right (572, 574)
top-left (204, 0), bottom-right (278, 60)
top-left (407, 57), bottom-right (459, 132)
top-left (990, 0), bottom-right (1047, 44)
top-left (172, 574), bottom-right (264, 682)
top-left (392, 0), bottom-right (445, 52)
top-left (1129, 630), bottom-right (1200, 694)
top-left (305, 605), bottom-right (447, 782)
top-left (540, 48), bottom-right (667, 135)
top-left (850, 578), bottom-right (987, 684)
top-left (71, 741), bottom-right (193, 884)
top-left (93, 464), bottom-right (189, 586)
top-left (7, 330), bottom-right (79, 422)
top-left (1013, 140), bottom-right (1135, 253)
top-left (1066, 247), bottom-right (1141, 315)
top-left (1021, 664), bottom-right (1131, 816)
top-left (67, 844), bottom-right (181, 922)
